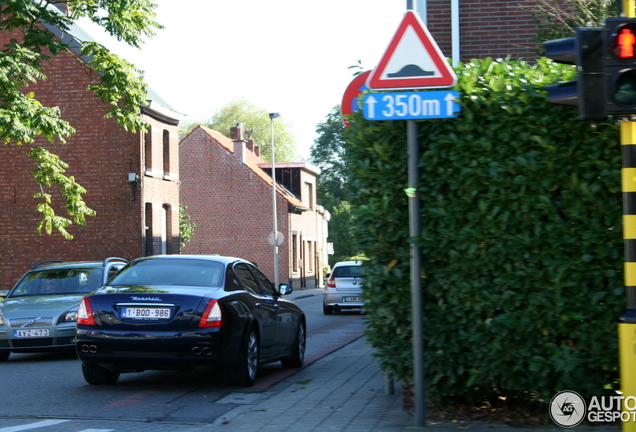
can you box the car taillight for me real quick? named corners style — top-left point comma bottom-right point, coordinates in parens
top-left (199, 299), bottom-right (223, 327)
top-left (327, 276), bottom-right (336, 288)
top-left (77, 297), bottom-right (96, 325)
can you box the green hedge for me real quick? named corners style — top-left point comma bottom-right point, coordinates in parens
top-left (345, 57), bottom-right (623, 404)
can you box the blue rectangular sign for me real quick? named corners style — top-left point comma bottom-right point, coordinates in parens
top-left (362, 90), bottom-right (461, 120)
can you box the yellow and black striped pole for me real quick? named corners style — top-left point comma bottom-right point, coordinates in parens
top-left (620, 4), bottom-right (636, 432)
top-left (620, 120), bottom-right (636, 432)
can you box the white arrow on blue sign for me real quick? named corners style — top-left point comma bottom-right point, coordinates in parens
top-left (363, 90), bottom-right (460, 120)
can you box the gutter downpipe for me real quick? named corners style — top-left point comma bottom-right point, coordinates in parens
top-left (452, 0), bottom-right (460, 66)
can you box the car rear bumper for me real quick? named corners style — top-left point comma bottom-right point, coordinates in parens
top-left (323, 292), bottom-right (365, 308)
top-left (75, 327), bottom-right (238, 371)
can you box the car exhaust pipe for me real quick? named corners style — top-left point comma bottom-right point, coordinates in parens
top-left (89, 345), bottom-right (98, 354)
top-left (81, 344), bottom-right (90, 353)
top-left (192, 346), bottom-right (202, 355)
top-left (202, 347), bottom-right (212, 356)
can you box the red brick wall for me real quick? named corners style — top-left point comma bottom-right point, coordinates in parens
top-left (179, 129), bottom-right (285, 281)
top-left (179, 129), bottom-right (328, 287)
top-left (0, 30), bottom-right (180, 289)
top-left (427, 0), bottom-right (543, 62)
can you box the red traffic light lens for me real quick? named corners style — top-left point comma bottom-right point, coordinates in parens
top-left (618, 29), bottom-right (636, 58)
top-left (613, 23), bottom-right (636, 60)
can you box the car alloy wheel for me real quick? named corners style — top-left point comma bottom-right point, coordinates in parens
top-left (228, 329), bottom-right (260, 386)
top-left (281, 322), bottom-right (305, 368)
top-left (245, 330), bottom-right (259, 381)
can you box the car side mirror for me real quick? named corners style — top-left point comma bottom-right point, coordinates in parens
top-left (0, 290), bottom-right (9, 299)
top-left (278, 283), bottom-right (292, 296)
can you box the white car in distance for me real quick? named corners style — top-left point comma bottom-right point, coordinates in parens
top-left (323, 261), bottom-right (364, 315)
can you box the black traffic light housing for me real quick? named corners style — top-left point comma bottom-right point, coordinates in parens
top-left (604, 18), bottom-right (636, 116)
top-left (544, 27), bottom-right (606, 121)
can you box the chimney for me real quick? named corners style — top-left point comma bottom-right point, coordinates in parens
top-left (245, 138), bottom-right (255, 153)
top-left (230, 123), bottom-right (243, 141)
top-left (254, 146), bottom-right (261, 158)
top-left (231, 122), bottom-right (247, 164)
top-left (233, 140), bottom-right (246, 165)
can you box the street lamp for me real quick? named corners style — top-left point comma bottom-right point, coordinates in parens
top-left (269, 112), bottom-right (281, 289)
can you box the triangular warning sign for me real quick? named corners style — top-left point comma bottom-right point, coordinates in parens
top-left (368, 11), bottom-right (457, 90)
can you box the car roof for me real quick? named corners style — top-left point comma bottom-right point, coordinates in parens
top-left (333, 260), bottom-right (364, 267)
top-left (133, 255), bottom-right (249, 266)
top-left (29, 257), bottom-right (128, 271)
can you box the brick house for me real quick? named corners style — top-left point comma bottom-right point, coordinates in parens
top-left (179, 125), bottom-right (330, 289)
top-left (425, 0), bottom-right (550, 62)
top-left (0, 8), bottom-right (182, 289)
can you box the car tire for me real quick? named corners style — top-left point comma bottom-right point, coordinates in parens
top-left (323, 304), bottom-right (333, 315)
top-left (281, 321), bottom-right (306, 369)
top-left (0, 350), bottom-right (9, 362)
top-left (82, 362), bottom-right (120, 385)
top-left (228, 328), bottom-right (259, 387)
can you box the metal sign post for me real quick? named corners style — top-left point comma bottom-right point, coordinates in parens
top-left (362, 4), bottom-right (459, 427)
top-left (407, 118), bottom-right (425, 427)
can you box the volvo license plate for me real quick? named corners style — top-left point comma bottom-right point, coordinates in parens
top-left (343, 296), bottom-right (361, 302)
top-left (14, 328), bottom-right (49, 338)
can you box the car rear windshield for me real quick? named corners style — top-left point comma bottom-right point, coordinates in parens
top-left (108, 259), bottom-right (225, 287)
top-left (332, 266), bottom-right (363, 278)
top-left (10, 268), bottom-right (103, 297)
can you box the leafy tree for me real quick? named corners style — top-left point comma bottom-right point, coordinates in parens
top-left (310, 105), bottom-right (362, 265)
top-left (328, 201), bottom-right (358, 264)
top-left (310, 106), bottom-right (349, 210)
top-left (180, 98), bottom-right (298, 163)
top-left (1, 0), bottom-right (161, 239)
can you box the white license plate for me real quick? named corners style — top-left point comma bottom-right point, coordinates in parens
top-left (343, 296), bottom-right (361, 302)
top-left (122, 307), bottom-right (171, 320)
top-left (14, 328), bottom-right (50, 338)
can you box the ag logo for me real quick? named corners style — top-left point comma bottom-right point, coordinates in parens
top-left (549, 390), bottom-right (586, 427)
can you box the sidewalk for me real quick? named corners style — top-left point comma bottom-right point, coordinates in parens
top-left (209, 335), bottom-right (621, 432)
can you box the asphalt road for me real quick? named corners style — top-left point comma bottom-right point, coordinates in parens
top-left (0, 288), bottom-right (366, 431)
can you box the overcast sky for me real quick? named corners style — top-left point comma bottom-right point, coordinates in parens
top-left (79, 0), bottom-right (409, 158)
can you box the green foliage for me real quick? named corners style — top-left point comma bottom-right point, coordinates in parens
top-left (310, 106), bottom-right (362, 264)
top-left (327, 201), bottom-right (357, 265)
top-left (180, 98), bottom-right (298, 163)
top-left (0, 0), bottom-right (161, 238)
top-left (310, 106), bottom-right (349, 209)
top-left (345, 57), bottom-right (623, 404)
top-left (179, 204), bottom-right (195, 249)
top-left (30, 146), bottom-right (97, 240)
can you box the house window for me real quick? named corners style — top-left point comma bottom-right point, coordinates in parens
top-left (304, 181), bottom-right (313, 209)
top-left (145, 203), bottom-right (153, 256)
top-left (161, 204), bottom-right (170, 254)
top-left (292, 234), bottom-right (298, 273)
top-left (144, 126), bottom-right (152, 172)
top-left (163, 129), bottom-right (170, 177)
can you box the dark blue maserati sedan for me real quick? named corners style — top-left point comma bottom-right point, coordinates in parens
top-left (75, 255), bottom-right (306, 386)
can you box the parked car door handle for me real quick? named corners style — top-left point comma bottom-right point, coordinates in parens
top-left (255, 303), bottom-right (261, 308)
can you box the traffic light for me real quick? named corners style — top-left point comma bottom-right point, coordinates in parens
top-left (544, 27), bottom-right (605, 121)
top-left (604, 18), bottom-right (636, 115)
